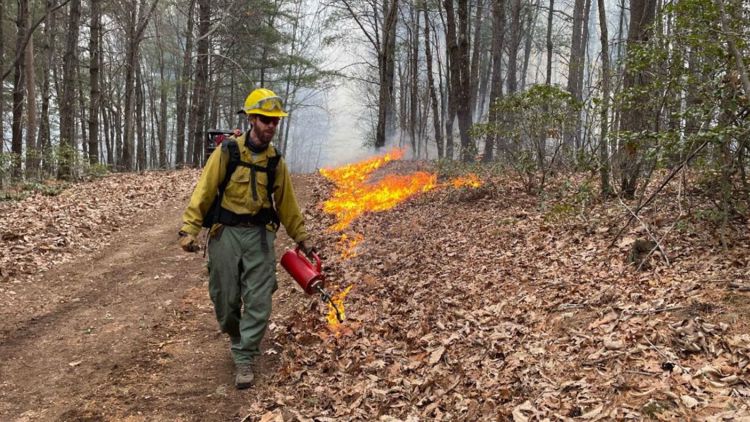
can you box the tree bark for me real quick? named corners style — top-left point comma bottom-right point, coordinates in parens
top-left (618, 0), bottom-right (657, 198)
top-left (189, 0), bottom-right (210, 167)
top-left (506, 0), bottom-right (521, 94)
top-left (175, 0), bottom-right (195, 167)
top-left (121, 0), bottom-right (158, 171)
top-left (545, 0), bottom-right (554, 85)
top-left (409, 6), bottom-right (419, 156)
top-left (469, 0), bottom-right (484, 118)
top-left (136, 62), bottom-right (146, 171)
top-left (11, 0), bottom-right (29, 181)
top-left (24, 9), bottom-right (37, 179)
top-left (0, 0), bottom-right (4, 187)
top-left (375, 0), bottom-right (398, 149)
top-left (597, 0), bottom-right (612, 196)
top-left (444, 0), bottom-right (474, 162)
top-left (423, 6), bottom-right (443, 159)
top-left (58, 0), bottom-right (81, 181)
top-left (484, 0), bottom-right (505, 162)
top-left (38, 0), bottom-right (55, 176)
top-left (88, 0), bottom-right (101, 165)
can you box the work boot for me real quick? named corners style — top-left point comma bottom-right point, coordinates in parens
top-left (235, 363), bottom-right (254, 389)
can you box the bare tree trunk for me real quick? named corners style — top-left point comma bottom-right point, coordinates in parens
top-left (189, 0), bottom-right (210, 167)
top-left (597, 0), bottom-right (612, 196)
top-left (409, 6), bottom-right (419, 156)
top-left (521, 0), bottom-right (540, 90)
top-left (545, 0), bottom-right (554, 85)
top-left (618, 0), bottom-right (657, 198)
top-left (38, 0), bottom-right (55, 176)
top-left (375, 0), bottom-right (398, 149)
top-left (121, 0), bottom-right (158, 171)
top-left (564, 0), bottom-right (587, 155)
top-left (87, 0), bottom-right (101, 165)
top-left (11, 0), bottom-right (29, 181)
top-left (444, 0), bottom-right (474, 162)
top-left (24, 8), bottom-right (37, 179)
top-left (0, 0), bottom-right (4, 187)
top-left (78, 65), bottom-right (88, 159)
top-left (423, 6), bottom-right (443, 159)
top-left (58, 0), bottom-right (81, 180)
top-left (175, 0), bottom-right (195, 167)
top-left (136, 61), bottom-right (146, 171)
top-left (507, 0), bottom-right (521, 94)
top-left (469, 0), bottom-right (484, 117)
top-left (154, 12), bottom-right (167, 168)
top-left (484, 0), bottom-right (505, 162)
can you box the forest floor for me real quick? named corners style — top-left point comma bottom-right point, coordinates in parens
top-left (1, 162), bottom-right (750, 421)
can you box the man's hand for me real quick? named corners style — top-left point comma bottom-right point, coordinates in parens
top-left (298, 240), bottom-right (317, 258)
top-left (179, 231), bottom-right (199, 253)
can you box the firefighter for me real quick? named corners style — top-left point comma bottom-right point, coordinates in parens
top-left (178, 88), bottom-right (314, 389)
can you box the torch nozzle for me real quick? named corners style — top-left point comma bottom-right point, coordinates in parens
top-left (317, 285), bottom-right (344, 323)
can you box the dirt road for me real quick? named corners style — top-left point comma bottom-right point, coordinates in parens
top-left (0, 176), bottom-right (315, 422)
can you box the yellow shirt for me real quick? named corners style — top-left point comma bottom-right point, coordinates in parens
top-left (180, 134), bottom-right (308, 243)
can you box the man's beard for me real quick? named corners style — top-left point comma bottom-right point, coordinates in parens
top-left (252, 125), bottom-right (275, 146)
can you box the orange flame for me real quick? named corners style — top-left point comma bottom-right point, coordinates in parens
top-left (319, 150), bottom-right (483, 329)
top-left (327, 285), bottom-right (353, 329)
top-left (450, 173), bottom-right (482, 188)
top-left (337, 233), bottom-right (364, 259)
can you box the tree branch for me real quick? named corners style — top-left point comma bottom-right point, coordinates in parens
top-left (2, 0), bottom-right (72, 81)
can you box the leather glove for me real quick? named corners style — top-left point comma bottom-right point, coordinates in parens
top-left (179, 231), bottom-right (199, 253)
top-left (297, 240), bottom-right (317, 258)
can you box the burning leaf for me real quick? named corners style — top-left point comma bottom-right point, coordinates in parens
top-left (337, 233), bottom-right (364, 259)
top-left (327, 285), bottom-right (353, 329)
top-left (449, 173), bottom-right (482, 188)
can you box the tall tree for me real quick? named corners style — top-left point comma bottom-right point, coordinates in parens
top-left (38, 0), bottom-right (56, 175)
top-left (545, 0), bottom-right (553, 85)
top-left (11, 0), bottom-right (29, 180)
top-left (24, 8), bottom-right (37, 178)
top-left (597, 0), bottom-right (611, 196)
top-left (444, 0), bottom-right (474, 161)
top-left (120, 0), bottom-right (159, 171)
top-left (0, 0), bottom-right (4, 176)
top-left (483, 0), bottom-right (505, 162)
top-left (175, 0), bottom-right (195, 168)
top-left (423, 4), bottom-right (443, 159)
top-left (506, 0), bottom-right (521, 94)
top-left (189, 0), bottom-right (210, 166)
top-left (58, 0), bottom-right (81, 180)
top-left (88, 0), bottom-right (101, 165)
top-left (409, 5), bottom-right (419, 156)
top-left (565, 0), bottom-right (588, 154)
top-left (618, 0), bottom-right (657, 198)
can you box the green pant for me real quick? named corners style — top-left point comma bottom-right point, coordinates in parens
top-left (207, 225), bottom-right (277, 364)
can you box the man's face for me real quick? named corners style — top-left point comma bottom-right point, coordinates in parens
top-left (250, 115), bottom-right (281, 146)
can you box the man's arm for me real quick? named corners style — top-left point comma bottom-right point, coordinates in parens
top-left (180, 147), bottom-right (228, 236)
top-left (273, 158), bottom-right (309, 243)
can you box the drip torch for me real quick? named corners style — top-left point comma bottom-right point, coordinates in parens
top-left (280, 248), bottom-right (344, 323)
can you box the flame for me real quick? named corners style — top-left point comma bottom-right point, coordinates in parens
top-left (337, 233), bottom-right (364, 259)
top-left (320, 149), bottom-right (405, 189)
top-left (450, 173), bottom-right (482, 188)
top-left (327, 285), bottom-right (353, 329)
top-left (318, 150), bottom-right (483, 330)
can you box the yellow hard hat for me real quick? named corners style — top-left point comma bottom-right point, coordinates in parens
top-left (243, 88), bottom-right (288, 117)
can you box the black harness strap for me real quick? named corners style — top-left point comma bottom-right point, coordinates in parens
top-left (203, 138), bottom-right (283, 229)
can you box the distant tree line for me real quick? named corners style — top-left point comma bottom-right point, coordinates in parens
top-left (0, 0), bottom-right (334, 187)
top-left (1, 0), bottom-right (748, 214)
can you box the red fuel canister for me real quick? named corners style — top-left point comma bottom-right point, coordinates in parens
top-left (280, 248), bottom-right (324, 295)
